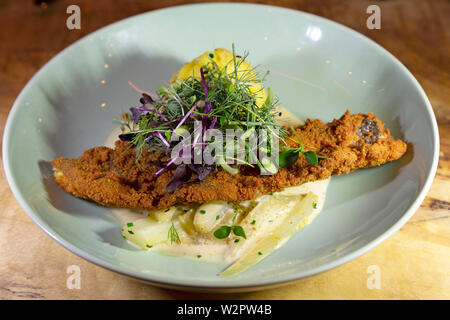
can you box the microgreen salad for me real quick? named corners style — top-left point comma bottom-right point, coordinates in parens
top-left (115, 45), bottom-right (320, 195)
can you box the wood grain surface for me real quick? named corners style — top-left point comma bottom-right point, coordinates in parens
top-left (0, 0), bottom-right (448, 300)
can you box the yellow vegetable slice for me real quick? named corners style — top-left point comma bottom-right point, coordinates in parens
top-left (170, 48), bottom-right (267, 108)
top-left (177, 209), bottom-right (196, 236)
top-left (193, 200), bottom-right (229, 233)
top-left (123, 218), bottom-right (186, 250)
top-left (220, 192), bottom-right (318, 277)
top-left (150, 206), bottom-right (178, 223)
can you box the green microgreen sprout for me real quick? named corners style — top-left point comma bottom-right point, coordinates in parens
top-left (279, 126), bottom-right (327, 167)
top-left (213, 210), bottom-right (247, 240)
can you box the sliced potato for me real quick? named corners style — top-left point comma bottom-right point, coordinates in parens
top-left (150, 206), bottom-right (178, 223)
top-left (235, 194), bottom-right (300, 245)
top-left (221, 192), bottom-right (318, 277)
top-left (193, 200), bottom-right (229, 234)
top-left (177, 210), bottom-right (196, 236)
top-left (123, 218), bottom-right (186, 249)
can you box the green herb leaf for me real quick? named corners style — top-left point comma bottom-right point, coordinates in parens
top-left (213, 226), bottom-right (232, 239)
top-left (303, 150), bottom-right (318, 165)
top-left (264, 87), bottom-right (275, 108)
top-left (199, 210), bottom-right (206, 215)
top-left (279, 149), bottom-right (299, 167)
top-left (157, 86), bottom-right (167, 96)
top-left (126, 222), bottom-right (133, 228)
top-left (168, 223), bottom-right (181, 244)
top-left (232, 226), bottom-right (247, 239)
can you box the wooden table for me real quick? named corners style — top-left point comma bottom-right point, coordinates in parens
top-left (0, 0), bottom-right (448, 300)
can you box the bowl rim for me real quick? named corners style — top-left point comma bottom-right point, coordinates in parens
top-left (2, 2), bottom-right (440, 290)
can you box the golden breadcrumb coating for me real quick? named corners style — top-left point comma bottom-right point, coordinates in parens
top-left (51, 111), bottom-right (407, 210)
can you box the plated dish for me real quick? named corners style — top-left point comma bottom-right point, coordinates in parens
top-left (3, 3), bottom-right (438, 291)
top-left (52, 47), bottom-right (407, 276)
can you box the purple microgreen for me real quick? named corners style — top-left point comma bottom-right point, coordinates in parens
top-left (200, 67), bottom-right (209, 99)
top-left (155, 131), bottom-right (170, 148)
top-left (130, 106), bottom-right (143, 124)
top-left (209, 117), bottom-right (217, 129)
top-left (172, 103), bottom-right (198, 134)
top-left (140, 93), bottom-right (153, 105)
top-left (118, 132), bottom-right (135, 141)
top-left (130, 106), bottom-right (168, 122)
top-left (155, 155), bottom-right (179, 176)
top-left (200, 67), bottom-right (212, 114)
top-left (166, 164), bottom-right (192, 194)
top-left (188, 164), bottom-right (212, 181)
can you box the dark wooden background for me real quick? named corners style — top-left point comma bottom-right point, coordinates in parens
top-left (0, 0), bottom-right (448, 299)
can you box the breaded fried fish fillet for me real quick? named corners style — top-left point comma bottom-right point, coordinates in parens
top-left (51, 111), bottom-right (407, 210)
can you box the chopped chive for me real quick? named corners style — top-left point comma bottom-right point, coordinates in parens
top-left (313, 202), bottom-right (318, 209)
top-left (258, 251), bottom-right (263, 256)
top-left (146, 244), bottom-right (152, 248)
top-left (250, 220), bottom-right (256, 225)
top-left (128, 230), bottom-right (134, 235)
top-left (216, 215), bottom-right (220, 220)
top-left (126, 222), bottom-right (134, 228)
top-left (234, 239), bottom-right (240, 243)
top-left (200, 210), bottom-right (206, 215)
top-left (197, 255), bottom-right (202, 259)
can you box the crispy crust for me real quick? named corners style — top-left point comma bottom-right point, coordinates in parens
top-left (51, 111), bottom-right (407, 210)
